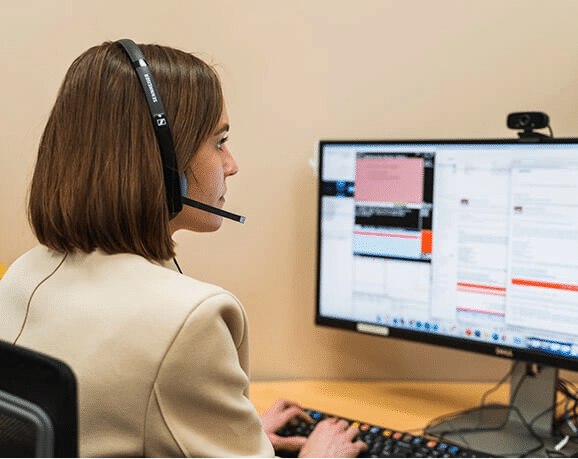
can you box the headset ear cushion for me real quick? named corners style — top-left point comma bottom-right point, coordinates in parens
top-left (180, 173), bottom-right (188, 197)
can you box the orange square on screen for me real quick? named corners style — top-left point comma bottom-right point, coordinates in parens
top-left (421, 230), bottom-right (432, 254)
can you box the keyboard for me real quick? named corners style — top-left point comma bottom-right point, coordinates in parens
top-left (275, 408), bottom-right (492, 458)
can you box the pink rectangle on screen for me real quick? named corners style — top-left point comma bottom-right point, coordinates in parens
top-left (354, 157), bottom-right (424, 203)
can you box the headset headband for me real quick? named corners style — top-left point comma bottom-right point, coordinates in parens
top-left (116, 39), bottom-right (183, 218)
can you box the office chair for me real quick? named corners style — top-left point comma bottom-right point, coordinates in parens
top-left (0, 340), bottom-right (78, 457)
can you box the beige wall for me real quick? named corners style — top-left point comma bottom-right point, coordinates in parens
top-left (2, 0), bottom-right (578, 382)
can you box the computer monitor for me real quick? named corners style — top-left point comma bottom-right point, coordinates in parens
top-left (315, 138), bottom-right (578, 456)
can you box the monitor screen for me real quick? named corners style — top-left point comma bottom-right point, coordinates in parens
top-left (316, 139), bottom-right (578, 372)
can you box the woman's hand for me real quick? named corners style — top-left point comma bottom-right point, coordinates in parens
top-left (260, 398), bottom-right (314, 453)
top-left (298, 417), bottom-right (368, 458)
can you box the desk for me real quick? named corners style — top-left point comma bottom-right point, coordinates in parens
top-left (250, 380), bottom-right (508, 434)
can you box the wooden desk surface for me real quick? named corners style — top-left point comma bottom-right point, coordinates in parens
top-left (250, 380), bottom-right (508, 434)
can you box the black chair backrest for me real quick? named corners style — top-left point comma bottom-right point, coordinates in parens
top-left (0, 340), bottom-right (78, 457)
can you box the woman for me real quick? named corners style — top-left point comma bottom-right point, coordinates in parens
top-left (0, 41), bottom-right (366, 457)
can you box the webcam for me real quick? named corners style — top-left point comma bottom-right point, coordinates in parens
top-left (507, 112), bottom-right (549, 131)
top-left (507, 111), bottom-right (552, 140)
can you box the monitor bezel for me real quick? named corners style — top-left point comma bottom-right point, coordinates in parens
top-left (315, 137), bottom-right (578, 373)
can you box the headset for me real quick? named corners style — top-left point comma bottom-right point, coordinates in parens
top-left (116, 39), bottom-right (245, 223)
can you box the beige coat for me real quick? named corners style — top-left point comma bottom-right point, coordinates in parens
top-left (0, 245), bottom-right (274, 457)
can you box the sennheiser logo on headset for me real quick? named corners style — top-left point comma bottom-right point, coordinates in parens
top-left (143, 73), bottom-right (158, 103)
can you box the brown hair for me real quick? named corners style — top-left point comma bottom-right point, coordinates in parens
top-left (28, 41), bottom-right (223, 261)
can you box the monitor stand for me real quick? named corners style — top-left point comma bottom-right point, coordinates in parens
top-left (425, 361), bottom-right (575, 457)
